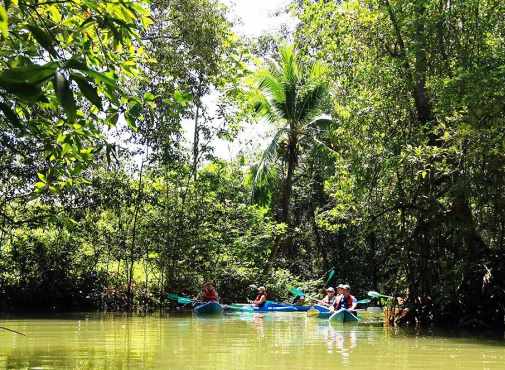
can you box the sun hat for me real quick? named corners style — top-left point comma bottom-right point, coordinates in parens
top-left (326, 287), bottom-right (335, 292)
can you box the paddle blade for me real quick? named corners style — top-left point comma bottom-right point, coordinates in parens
top-left (289, 287), bottom-right (305, 297)
top-left (368, 291), bottom-right (381, 298)
top-left (356, 298), bottom-right (371, 304)
top-left (167, 293), bottom-right (180, 301)
top-left (307, 308), bottom-right (319, 317)
top-left (326, 268), bottom-right (336, 286)
top-left (368, 291), bottom-right (393, 299)
top-left (177, 297), bottom-right (193, 304)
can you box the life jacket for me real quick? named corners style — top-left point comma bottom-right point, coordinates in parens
top-left (335, 294), bottom-right (355, 310)
top-left (323, 294), bottom-right (336, 305)
top-left (202, 287), bottom-right (218, 301)
top-left (255, 293), bottom-right (266, 307)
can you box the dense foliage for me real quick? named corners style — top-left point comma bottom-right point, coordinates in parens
top-left (1, 0), bottom-right (504, 331)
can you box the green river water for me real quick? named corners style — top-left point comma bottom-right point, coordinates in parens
top-left (1, 313), bottom-right (504, 369)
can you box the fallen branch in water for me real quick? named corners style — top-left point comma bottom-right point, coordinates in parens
top-left (0, 326), bottom-right (26, 336)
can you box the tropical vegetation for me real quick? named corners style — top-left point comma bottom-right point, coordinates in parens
top-left (1, 0), bottom-right (504, 331)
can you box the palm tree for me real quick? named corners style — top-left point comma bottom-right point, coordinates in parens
top-left (250, 44), bottom-right (331, 256)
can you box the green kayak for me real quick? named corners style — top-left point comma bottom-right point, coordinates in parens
top-left (328, 309), bottom-right (359, 323)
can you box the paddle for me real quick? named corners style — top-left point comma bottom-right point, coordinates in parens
top-left (368, 291), bottom-right (393, 299)
top-left (167, 293), bottom-right (194, 305)
top-left (325, 268), bottom-right (336, 287)
top-left (227, 303), bottom-right (254, 312)
top-left (289, 287), bottom-right (326, 306)
top-left (356, 298), bottom-right (371, 304)
top-left (289, 287), bottom-right (305, 297)
top-left (290, 287), bottom-right (370, 305)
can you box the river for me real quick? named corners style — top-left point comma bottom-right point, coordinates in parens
top-left (1, 312), bottom-right (504, 369)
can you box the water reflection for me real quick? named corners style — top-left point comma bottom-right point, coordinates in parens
top-left (0, 313), bottom-right (504, 369)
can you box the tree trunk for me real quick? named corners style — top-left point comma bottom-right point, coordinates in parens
top-left (191, 101), bottom-right (200, 181)
top-left (269, 130), bottom-right (298, 263)
top-left (279, 134), bottom-right (296, 224)
top-left (127, 157), bottom-right (145, 311)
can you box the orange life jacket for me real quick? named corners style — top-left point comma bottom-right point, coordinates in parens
top-left (255, 293), bottom-right (266, 307)
top-left (335, 294), bottom-right (355, 310)
top-left (202, 287), bottom-right (218, 301)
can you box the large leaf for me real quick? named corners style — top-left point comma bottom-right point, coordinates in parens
top-left (0, 101), bottom-right (21, 129)
top-left (0, 83), bottom-right (43, 102)
top-left (53, 72), bottom-right (77, 121)
top-left (0, 62), bottom-right (58, 85)
top-left (71, 73), bottom-right (102, 110)
top-left (26, 25), bottom-right (57, 57)
top-left (80, 69), bottom-right (117, 88)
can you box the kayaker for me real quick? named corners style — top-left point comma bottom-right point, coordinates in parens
top-left (249, 286), bottom-right (267, 307)
top-left (336, 284), bottom-right (345, 299)
top-left (199, 282), bottom-right (219, 302)
top-left (333, 284), bottom-right (357, 311)
top-left (320, 287), bottom-right (337, 307)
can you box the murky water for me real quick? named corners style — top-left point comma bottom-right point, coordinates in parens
top-left (0, 313), bottom-right (504, 369)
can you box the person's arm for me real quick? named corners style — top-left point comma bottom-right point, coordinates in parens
top-left (318, 296), bottom-right (329, 307)
top-left (349, 296), bottom-right (358, 311)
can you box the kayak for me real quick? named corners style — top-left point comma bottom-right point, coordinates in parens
top-left (328, 309), bottom-right (359, 323)
top-left (193, 301), bottom-right (223, 316)
top-left (289, 305), bottom-right (313, 312)
top-left (226, 301), bottom-right (310, 313)
top-left (307, 304), bottom-right (331, 318)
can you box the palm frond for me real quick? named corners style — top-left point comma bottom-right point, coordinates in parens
top-left (248, 86), bottom-right (283, 123)
top-left (256, 69), bottom-right (286, 105)
top-left (309, 61), bottom-right (328, 82)
top-left (296, 82), bottom-right (329, 123)
top-left (279, 44), bottom-right (300, 86)
top-left (252, 125), bottom-right (289, 190)
top-left (279, 44), bottom-right (300, 120)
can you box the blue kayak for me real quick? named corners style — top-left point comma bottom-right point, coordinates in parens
top-left (226, 301), bottom-right (310, 313)
top-left (193, 301), bottom-right (223, 316)
top-left (260, 301), bottom-right (313, 312)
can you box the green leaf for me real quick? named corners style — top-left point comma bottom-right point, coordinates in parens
top-left (0, 62), bottom-right (55, 101)
top-left (0, 5), bottom-right (7, 38)
top-left (56, 133), bottom-right (66, 144)
top-left (71, 73), bottom-right (102, 110)
top-left (53, 72), bottom-right (77, 122)
top-left (0, 62), bottom-right (58, 85)
top-left (37, 172), bottom-right (47, 182)
top-left (80, 69), bottom-right (117, 88)
top-left (0, 82), bottom-right (43, 102)
top-left (0, 101), bottom-right (21, 129)
top-left (107, 111), bottom-right (119, 126)
top-left (174, 90), bottom-right (191, 106)
top-left (143, 92), bottom-right (156, 102)
top-left (64, 58), bottom-right (87, 70)
top-left (61, 142), bottom-right (72, 155)
top-left (26, 25), bottom-right (57, 57)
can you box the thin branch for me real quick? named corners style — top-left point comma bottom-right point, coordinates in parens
top-left (0, 327), bottom-right (26, 336)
